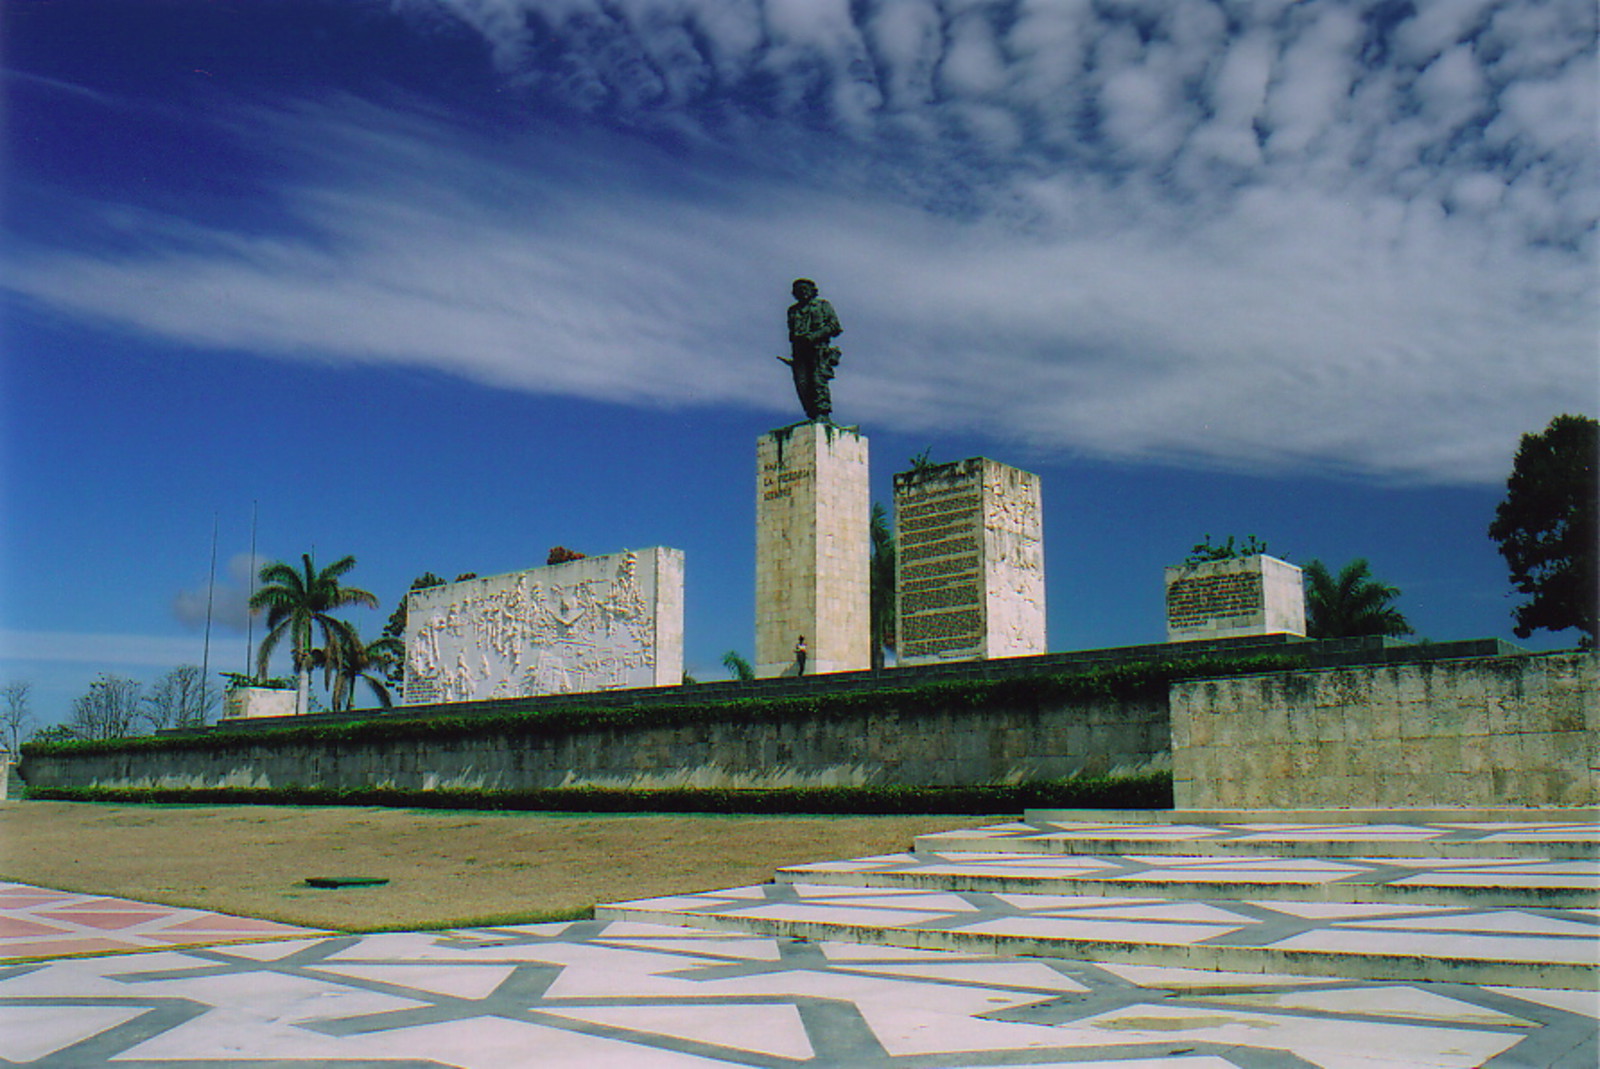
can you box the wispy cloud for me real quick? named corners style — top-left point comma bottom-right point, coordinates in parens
top-left (7, 0), bottom-right (1594, 484)
top-left (171, 553), bottom-right (265, 634)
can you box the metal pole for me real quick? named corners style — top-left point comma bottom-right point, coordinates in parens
top-left (200, 512), bottom-right (218, 725)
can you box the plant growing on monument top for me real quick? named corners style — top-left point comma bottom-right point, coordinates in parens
top-left (1487, 413), bottom-right (1598, 648)
top-left (1302, 558), bottom-right (1413, 640)
top-left (1184, 534), bottom-right (1270, 565)
top-left (250, 553), bottom-right (379, 716)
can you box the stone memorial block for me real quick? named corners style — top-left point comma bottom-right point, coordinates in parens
top-left (1164, 553), bottom-right (1306, 642)
top-left (221, 686), bottom-right (298, 720)
top-left (894, 457), bottom-right (1045, 664)
top-left (755, 421), bottom-right (870, 677)
top-left (404, 547), bottom-right (684, 703)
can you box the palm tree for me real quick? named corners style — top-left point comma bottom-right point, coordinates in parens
top-left (869, 502), bottom-right (897, 670)
top-left (250, 554), bottom-right (379, 715)
top-left (1303, 558), bottom-right (1414, 639)
top-left (721, 650), bottom-right (755, 682)
top-left (328, 621), bottom-right (402, 712)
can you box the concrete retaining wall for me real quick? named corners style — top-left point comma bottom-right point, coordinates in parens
top-left (18, 695), bottom-right (1170, 793)
top-left (1171, 652), bottom-right (1598, 808)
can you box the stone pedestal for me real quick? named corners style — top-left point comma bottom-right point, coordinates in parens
top-left (222, 686), bottom-right (298, 720)
top-left (755, 422), bottom-right (870, 677)
top-left (1164, 553), bottom-right (1306, 642)
top-left (895, 457), bottom-right (1045, 664)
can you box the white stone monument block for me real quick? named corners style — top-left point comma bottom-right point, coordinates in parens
top-left (755, 421), bottom-right (871, 677)
top-left (1164, 553), bottom-right (1306, 642)
top-left (221, 686), bottom-right (298, 720)
top-left (404, 547), bottom-right (684, 703)
top-left (895, 457), bottom-right (1046, 664)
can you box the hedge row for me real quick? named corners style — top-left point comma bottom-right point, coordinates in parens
top-left (25, 772), bottom-right (1172, 814)
top-left (22, 653), bottom-right (1307, 760)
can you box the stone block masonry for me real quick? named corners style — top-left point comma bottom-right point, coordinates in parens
top-left (1171, 651), bottom-right (1597, 808)
top-left (895, 457), bottom-right (1045, 665)
top-left (755, 422), bottom-right (870, 677)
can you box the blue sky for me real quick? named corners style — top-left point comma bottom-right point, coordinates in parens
top-left (2, 0), bottom-right (1595, 730)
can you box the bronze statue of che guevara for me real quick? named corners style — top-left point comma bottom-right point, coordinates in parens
top-left (780, 278), bottom-right (842, 421)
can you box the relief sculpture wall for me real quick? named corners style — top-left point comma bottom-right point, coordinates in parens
top-left (404, 547), bottom-right (684, 703)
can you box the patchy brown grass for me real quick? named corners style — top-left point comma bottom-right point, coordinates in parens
top-left (0, 800), bottom-right (994, 931)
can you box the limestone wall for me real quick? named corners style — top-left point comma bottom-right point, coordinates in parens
top-left (1171, 652), bottom-right (1598, 808)
top-left (18, 693), bottom-right (1169, 794)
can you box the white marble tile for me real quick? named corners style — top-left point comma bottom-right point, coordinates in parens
top-left (306, 962), bottom-right (519, 1000)
top-left (1273, 928), bottom-right (1598, 963)
top-left (594, 936), bottom-right (782, 960)
top-left (1053, 1001), bottom-right (1523, 1068)
top-left (1487, 985), bottom-right (1600, 1019)
top-left (0, 1005), bottom-right (147, 1062)
top-left (538, 1003), bottom-right (813, 1060)
top-left (1204, 984), bottom-right (1536, 1025)
top-left (830, 959), bottom-right (1091, 992)
top-left (1343, 910), bottom-right (1598, 937)
top-left (1095, 962), bottom-right (1346, 988)
top-left (959, 916), bottom-right (1241, 945)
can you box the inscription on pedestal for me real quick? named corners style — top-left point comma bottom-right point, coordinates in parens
top-left (1164, 554), bottom-right (1306, 641)
top-left (755, 422), bottom-right (871, 676)
top-left (894, 458), bottom-right (1044, 664)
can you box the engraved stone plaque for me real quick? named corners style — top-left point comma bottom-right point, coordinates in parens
top-left (894, 457), bottom-right (1045, 664)
top-left (403, 547), bottom-right (684, 703)
top-left (1163, 553), bottom-right (1306, 641)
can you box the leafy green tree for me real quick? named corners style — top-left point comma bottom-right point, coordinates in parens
top-left (250, 553), bottom-right (379, 715)
top-left (1487, 414), bottom-right (1598, 648)
top-left (870, 501), bottom-right (896, 670)
top-left (1303, 558), bottom-right (1413, 639)
top-left (1186, 534), bottom-right (1270, 564)
top-left (381, 572), bottom-right (447, 697)
top-left (327, 622), bottom-right (402, 712)
top-left (28, 724), bottom-right (77, 745)
top-left (722, 650), bottom-right (755, 682)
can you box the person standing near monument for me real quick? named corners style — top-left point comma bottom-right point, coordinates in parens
top-left (794, 635), bottom-right (808, 676)
top-left (782, 278), bottom-right (842, 421)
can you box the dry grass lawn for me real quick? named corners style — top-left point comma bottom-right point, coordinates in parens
top-left (0, 801), bottom-right (996, 931)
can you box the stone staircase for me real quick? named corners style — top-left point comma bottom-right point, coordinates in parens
top-left (597, 810), bottom-right (1600, 991)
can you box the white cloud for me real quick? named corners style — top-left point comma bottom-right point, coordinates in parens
top-left (7, 0), bottom-right (1596, 486)
top-left (171, 553), bottom-right (265, 634)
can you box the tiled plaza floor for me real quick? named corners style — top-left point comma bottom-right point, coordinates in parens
top-left (0, 882), bottom-right (324, 962)
top-left (3, 915), bottom-right (1597, 1067)
top-left (3, 815), bottom-right (1596, 1066)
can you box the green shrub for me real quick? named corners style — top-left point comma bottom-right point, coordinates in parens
top-left (24, 772), bottom-right (1172, 813)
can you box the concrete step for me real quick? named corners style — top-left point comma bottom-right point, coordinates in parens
top-left (775, 850), bottom-right (1600, 908)
top-left (915, 819), bottom-right (1600, 860)
top-left (597, 880), bottom-right (1599, 990)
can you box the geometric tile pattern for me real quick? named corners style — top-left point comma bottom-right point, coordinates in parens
top-left (779, 850), bottom-right (1600, 906)
top-left (912, 819), bottom-right (1600, 860)
top-left (2, 918), bottom-right (1596, 1067)
top-left (0, 882), bottom-right (325, 963)
top-left (601, 880), bottom-right (1600, 989)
